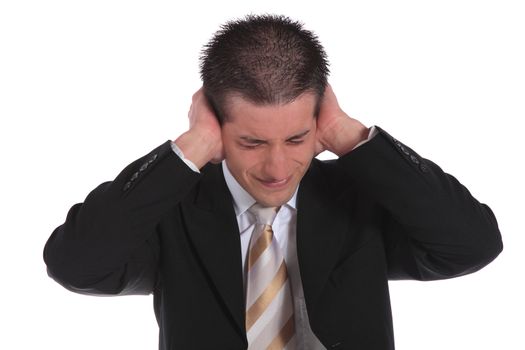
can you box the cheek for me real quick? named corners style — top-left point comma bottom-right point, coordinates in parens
top-left (292, 144), bottom-right (316, 164)
top-left (226, 149), bottom-right (260, 174)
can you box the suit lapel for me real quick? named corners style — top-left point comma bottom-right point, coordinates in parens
top-left (181, 164), bottom-right (246, 336)
top-left (296, 160), bottom-right (347, 308)
top-left (180, 160), bottom-right (350, 335)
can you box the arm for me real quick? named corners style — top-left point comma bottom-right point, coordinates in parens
top-left (44, 88), bottom-right (224, 295)
top-left (44, 142), bottom-right (202, 295)
top-left (316, 85), bottom-right (502, 280)
top-left (338, 128), bottom-right (502, 280)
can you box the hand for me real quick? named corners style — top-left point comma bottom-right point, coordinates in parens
top-left (315, 84), bottom-right (369, 156)
top-left (175, 87), bottom-right (224, 168)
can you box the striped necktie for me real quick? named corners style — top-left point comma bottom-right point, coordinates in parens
top-left (245, 204), bottom-right (295, 350)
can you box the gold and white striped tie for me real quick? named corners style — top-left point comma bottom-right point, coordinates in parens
top-left (245, 204), bottom-right (295, 350)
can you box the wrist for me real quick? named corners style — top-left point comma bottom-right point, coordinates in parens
top-left (174, 129), bottom-right (221, 169)
top-left (322, 119), bottom-right (369, 156)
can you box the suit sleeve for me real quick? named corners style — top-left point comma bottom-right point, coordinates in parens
top-left (337, 126), bottom-right (503, 280)
top-left (43, 141), bottom-right (201, 295)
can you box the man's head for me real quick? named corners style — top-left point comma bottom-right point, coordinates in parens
top-left (200, 14), bottom-right (330, 206)
top-left (200, 14), bottom-right (329, 123)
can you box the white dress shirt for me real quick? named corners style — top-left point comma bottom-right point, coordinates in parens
top-left (222, 162), bottom-right (326, 350)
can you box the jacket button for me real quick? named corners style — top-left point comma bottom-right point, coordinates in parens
top-left (420, 163), bottom-right (429, 172)
top-left (130, 172), bottom-right (139, 181)
top-left (330, 341), bottom-right (342, 349)
top-left (139, 162), bottom-right (149, 172)
top-left (410, 155), bottom-right (420, 164)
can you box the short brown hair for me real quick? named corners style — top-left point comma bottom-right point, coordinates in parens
top-left (200, 14), bottom-right (330, 123)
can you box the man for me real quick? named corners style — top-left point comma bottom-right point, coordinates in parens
top-left (44, 15), bottom-right (503, 350)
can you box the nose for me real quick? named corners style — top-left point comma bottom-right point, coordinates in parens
top-left (262, 145), bottom-right (289, 180)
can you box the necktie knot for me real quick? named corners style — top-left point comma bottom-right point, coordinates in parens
top-left (248, 204), bottom-right (279, 226)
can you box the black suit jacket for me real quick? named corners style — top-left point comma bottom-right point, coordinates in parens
top-left (44, 127), bottom-right (502, 349)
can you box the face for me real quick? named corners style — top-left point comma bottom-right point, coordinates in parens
top-left (221, 93), bottom-right (318, 207)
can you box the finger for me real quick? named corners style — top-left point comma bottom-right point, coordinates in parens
top-left (192, 86), bottom-right (204, 102)
top-left (188, 102), bottom-right (194, 118)
top-left (323, 83), bottom-right (337, 104)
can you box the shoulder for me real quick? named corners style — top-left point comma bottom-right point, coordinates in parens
top-left (304, 157), bottom-right (349, 188)
top-left (301, 157), bottom-right (366, 206)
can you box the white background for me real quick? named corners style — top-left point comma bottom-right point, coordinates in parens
top-left (1, 0), bottom-right (524, 349)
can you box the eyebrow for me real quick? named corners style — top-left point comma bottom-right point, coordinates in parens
top-left (239, 136), bottom-right (266, 144)
top-left (239, 129), bottom-right (311, 143)
top-left (286, 130), bottom-right (310, 141)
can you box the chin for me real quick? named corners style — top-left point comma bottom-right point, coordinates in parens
top-left (254, 192), bottom-right (294, 208)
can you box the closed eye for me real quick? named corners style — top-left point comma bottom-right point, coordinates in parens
top-left (286, 130), bottom-right (310, 145)
top-left (241, 143), bottom-right (261, 149)
top-left (286, 138), bottom-right (304, 145)
top-left (238, 138), bottom-right (266, 149)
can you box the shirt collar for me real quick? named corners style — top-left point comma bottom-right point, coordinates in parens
top-left (221, 160), bottom-right (298, 218)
